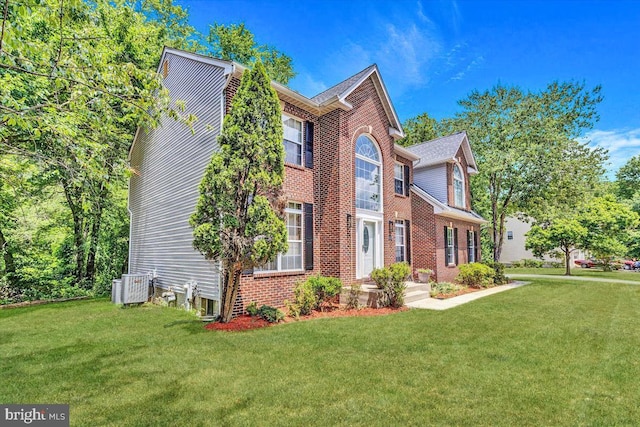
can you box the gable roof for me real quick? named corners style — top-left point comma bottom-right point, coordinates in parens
top-left (407, 131), bottom-right (478, 173)
top-left (310, 64), bottom-right (403, 136)
top-left (311, 65), bottom-right (376, 104)
top-left (411, 184), bottom-right (486, 224)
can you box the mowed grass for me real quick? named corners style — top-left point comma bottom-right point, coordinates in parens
top-left (507, 267), bottom-right (640, 282)
top-left (2, 280), bottom-right (640, 426)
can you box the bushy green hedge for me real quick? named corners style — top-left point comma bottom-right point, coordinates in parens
top-left (457, 263), bottom-right (495, 288)
top-left (285, 281), bottom-right (317, 318)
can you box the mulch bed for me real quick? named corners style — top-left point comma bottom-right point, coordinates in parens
top-left (433, 286), bottom-right (484, 299)
top-left (204, 306), bottom-right (408, 332)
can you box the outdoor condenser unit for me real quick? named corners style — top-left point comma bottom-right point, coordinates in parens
top-left (121, 274), bottom-right (149, 304)
top-left (111, 279), bottom-right (123, 304)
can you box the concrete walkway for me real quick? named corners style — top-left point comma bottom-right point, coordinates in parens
top-left (406, 281), bottom-right (529, 310)
top-left (506, 274), bottom-right (640, 286)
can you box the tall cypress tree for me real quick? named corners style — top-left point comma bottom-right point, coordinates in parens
top-left (190, 61), bottom-right (287, 323)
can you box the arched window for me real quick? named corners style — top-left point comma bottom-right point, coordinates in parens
top-left (355, 135), bottom-right (381, 211)
top-left (453, 164), bottom-right (464, 207)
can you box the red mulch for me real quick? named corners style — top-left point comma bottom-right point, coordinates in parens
top-left (204, 306), bottom-right (408, 332)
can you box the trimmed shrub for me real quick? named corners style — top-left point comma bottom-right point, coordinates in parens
top-left (510, 260), bottom-right (524, 268)
top-left (246, 301), bottom-right (259, 316)
top-left (370, 262), bottom-right (411, 308)
top-left (307, 275), bottom-right (343, 309)
top-left (523, 258), bottom-right (544, 268)
top-left (285, 281), bottom-right (317, 318)
top-left (457, 263), bottom-right (495, 288)
top-left (370, 267), bottom-right (392, 290)
top-left (257, 305), bottom-right (284, 323)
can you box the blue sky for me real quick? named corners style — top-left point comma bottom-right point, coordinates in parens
top-left (177, 0), bottom-right (640, 176)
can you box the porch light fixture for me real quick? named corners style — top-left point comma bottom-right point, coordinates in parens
top-left (388, 220), bottom-right (394, 241)
top-left (346, 214), bottom-right (353, 230)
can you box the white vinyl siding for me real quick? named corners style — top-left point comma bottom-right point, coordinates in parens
top-left (413, 165), bottom-right (447, 203)
top-left (128, 53), bottom-right (226, 301)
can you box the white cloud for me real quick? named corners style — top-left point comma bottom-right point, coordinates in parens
top-left (583, 128), bottom-right (640, 176)
top-left (291, 72), bottom-right (328, 97)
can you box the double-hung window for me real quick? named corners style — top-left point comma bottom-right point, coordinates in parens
top-left (283, 115), bottom-right (303, 166)
top-left (453, 164), bottom-right (464, 208)
top-left (258, 202), bottom-right (303, 272)
top-left (394, 164), bottom-right (404, 195)
top-left (395, 220), bottom-right (406, 262)
top-left (446, 226), bottom-right (456, 265)
top-left (468, 230), bottom-right (476, 263)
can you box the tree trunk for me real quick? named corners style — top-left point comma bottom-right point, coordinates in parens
top-left (219, 260), bottom-right (243, 323)
top-left (62, 181), bottom-right (86, 285)
top-left (85, 184), bottom-right (107, 286)
top-left (0, 225), bottom-right (16, 284)
top-left (564, 247), bottom-right (572, 276)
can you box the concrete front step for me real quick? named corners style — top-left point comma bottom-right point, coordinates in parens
top-left (340, 281), bottom-right (431, 307)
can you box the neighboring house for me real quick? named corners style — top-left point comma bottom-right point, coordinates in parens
top-left (406, 133), bottom-right (487, 283)
top-left (500, 217), bottom-right (589, 266)
top-left (128, 47), bottom-right (485, 315)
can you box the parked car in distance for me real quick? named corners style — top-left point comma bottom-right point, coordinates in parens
top-left (574, 259), bottom-right (595, 268)
top-left (623, 260), bottom-right (635, 270)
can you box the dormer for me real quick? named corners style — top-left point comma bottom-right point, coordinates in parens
top-left (406, 131), bottom-right (477, 211)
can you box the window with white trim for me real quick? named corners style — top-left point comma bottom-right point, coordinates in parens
top-left (446, 227), bottom-right (455, 265)
top-left (355, 135), bottom-right (381, 211)
top-left (395, 220), bottom-right (406, 262)
top-left (394, 164), bottom-right (404, 195)
top-left (283, 115), bottom-right (303, 166)
top-left (507, 231), bottom-right (513, 240)
top-left (258, 202), bottom-right (303, 272)
top-left (453, 164), bottom-right (464, 207)
top-left (468, 230), bottom-right (476, 263)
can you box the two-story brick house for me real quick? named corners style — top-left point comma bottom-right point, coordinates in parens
top-left (128, 47), bottom-right (483, 315)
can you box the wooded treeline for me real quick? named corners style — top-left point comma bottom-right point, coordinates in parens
top-left (0, 0), bottom-right (295, 302)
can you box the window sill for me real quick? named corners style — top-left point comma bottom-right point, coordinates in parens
top-left (253, 270), bottom-right (306, 279)
top-left (285, 162), bottom-right (305, 171)
top-left (447, 263), bottom-right (458, 268)
top-left (394, 192), bottom-right (408, 199)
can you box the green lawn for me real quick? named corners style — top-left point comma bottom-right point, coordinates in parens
top-left (507, 266), bottom-right (640, 282)
top-left (2, 281), bottom-right (640, 426)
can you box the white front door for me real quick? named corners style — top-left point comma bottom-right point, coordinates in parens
top-left (362, 221), bottom-right (376, 277)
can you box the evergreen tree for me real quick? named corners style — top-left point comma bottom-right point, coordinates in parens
top-left (190, 61), bottom-right (287, 323)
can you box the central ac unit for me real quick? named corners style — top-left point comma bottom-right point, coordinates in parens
top-left (121, 274), bottom-right (149, 304)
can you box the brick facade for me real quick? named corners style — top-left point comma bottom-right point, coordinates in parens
top-left (434, 217), bottom-right (482, 283)
top-left (221, 68), bottom-right (479, 315)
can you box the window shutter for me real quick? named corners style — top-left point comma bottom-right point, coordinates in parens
top-left (304, 122), bottom-right (314, 169)
top-left (454, 228), bottom-right (459, 265)
top-left (404, 165), bottom-right (410, 196)
top-left (405, 220), bottom-right (411, 265)
top-left (467, 230), bottom-right (472, 263)
top-left (304, 203), bottom-right (314, 270)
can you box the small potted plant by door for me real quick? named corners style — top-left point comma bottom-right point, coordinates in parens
top-left (417, 268), bottom-right (433, 283)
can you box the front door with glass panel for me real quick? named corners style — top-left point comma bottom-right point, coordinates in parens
top-left (361, 221), bottom-right (376, 277)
